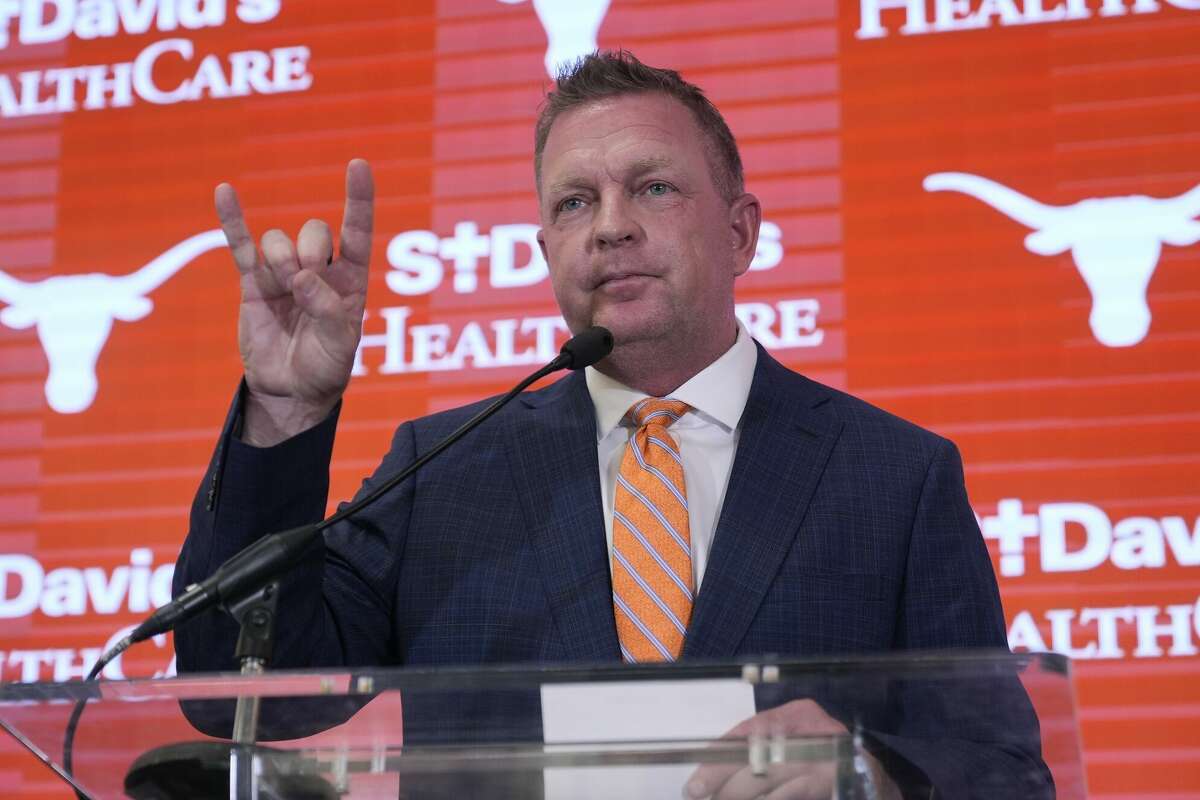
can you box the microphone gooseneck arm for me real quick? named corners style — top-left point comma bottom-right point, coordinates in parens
top-left (62, 326), bottom-right (612, 797)
top-left (123, 324), bottom-right (614, 648)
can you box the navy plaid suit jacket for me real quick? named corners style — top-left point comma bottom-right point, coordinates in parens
top-left (174, 344), bottom-right (1047, 797)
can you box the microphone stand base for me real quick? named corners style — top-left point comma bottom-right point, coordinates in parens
top-left (124, 740), bottom-right (338, 800)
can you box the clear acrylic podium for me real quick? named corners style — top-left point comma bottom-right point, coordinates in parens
top-left (0, 651), bottom-right (1083, 799)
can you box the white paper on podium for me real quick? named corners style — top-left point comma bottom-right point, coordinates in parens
top-left (540, 678), bottom-right (755, 800)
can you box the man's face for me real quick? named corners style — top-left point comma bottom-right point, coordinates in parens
top-left (536, 93), bottom-right (757, 355)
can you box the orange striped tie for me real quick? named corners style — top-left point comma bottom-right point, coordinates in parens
top-left (612, 398), bottom-right (694, 663)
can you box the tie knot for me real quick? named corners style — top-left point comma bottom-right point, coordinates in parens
top-left (628, 398), bottom-right (690, 429)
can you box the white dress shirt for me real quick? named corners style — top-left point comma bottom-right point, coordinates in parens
top-left (585, 324), bottom-right (758, 590)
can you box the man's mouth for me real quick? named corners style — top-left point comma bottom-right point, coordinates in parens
top-left (594, 272), bottom-right (654, 290)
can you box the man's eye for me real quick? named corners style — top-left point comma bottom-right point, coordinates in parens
top-left (646, 182), bottom-right (673, 196)
top-left (559, 197), bottom-right (585, 212)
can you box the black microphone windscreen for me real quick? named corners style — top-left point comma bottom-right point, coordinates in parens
top-left (560, 326), bottom-right (614, 369)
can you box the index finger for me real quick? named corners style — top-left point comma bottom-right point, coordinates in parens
top-left (337, 158), bottom-right (375, 268)
top-left (214, 182), bottom-right (261, 276)
top-left (687, 701), bottom-right (847, 798)
top-left (684, 717), bottom-right (759, 798)
top-left (686, 755), bottom-right (744, 799)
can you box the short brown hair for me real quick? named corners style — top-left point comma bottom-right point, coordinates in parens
top-left (534, 50), bottom-right (744, 203)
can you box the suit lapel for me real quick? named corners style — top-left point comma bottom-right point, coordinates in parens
top-left (502, 371), bottom-right (621, 662)
top-left (683, 348), bottom-right (844, 659)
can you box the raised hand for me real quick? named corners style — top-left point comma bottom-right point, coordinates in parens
top-left (214, 159), bottom-right (374, 446)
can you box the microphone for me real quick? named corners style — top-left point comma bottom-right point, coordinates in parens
top-left (556, 324), bottom-right (613, 369)
top-left (61, 326), bottom-right (614, 791)
top-left (121, 326), bottom-right (614, 649)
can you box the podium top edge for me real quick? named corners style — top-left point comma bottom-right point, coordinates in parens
top-left (0, 650), bottom-right (1068, 704)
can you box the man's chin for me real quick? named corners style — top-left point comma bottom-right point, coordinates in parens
top-left (590, 298), bottom-right (675, 339)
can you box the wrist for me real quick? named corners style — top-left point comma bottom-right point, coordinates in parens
top-left (241, 390), bottom-right (338, 447)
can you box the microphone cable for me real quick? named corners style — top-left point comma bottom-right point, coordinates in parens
top-left (59, 325), bottom-right (613, 799)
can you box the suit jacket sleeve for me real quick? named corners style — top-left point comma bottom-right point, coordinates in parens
top-left (172, 383), bottom-right (416, 673)
top-left (895, 438), bottom-right (1008, 651)
top-left (869, 438), bottom-right (1053, 799)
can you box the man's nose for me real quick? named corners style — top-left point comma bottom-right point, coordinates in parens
top-left (591, 195), bottom-right (641, 249)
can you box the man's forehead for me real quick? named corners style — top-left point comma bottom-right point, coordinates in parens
top-left (542, 95), bottom-right (698, 162)
top-left (536, 91), bottom-right (715, 200)
top-left (551, 93), bottom-right (696, 139)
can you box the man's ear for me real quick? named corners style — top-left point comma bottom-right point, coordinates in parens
top-left (729, 192), bottom-right (762, 277)
top-left (537, 229), bottom-right (548, 263)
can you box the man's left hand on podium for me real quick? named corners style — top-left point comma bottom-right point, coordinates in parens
top-left (682, 699), bottom-right (901, 800)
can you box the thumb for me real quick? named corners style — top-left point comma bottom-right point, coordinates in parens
top-left (293, 270), bottom-right (359, 360)
top-left (292, 269), bottom-right (344, 320)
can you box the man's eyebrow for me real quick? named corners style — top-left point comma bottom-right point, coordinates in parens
top-left (627, 156), bottom-right (673, 176)
top-left (546, 157), bottom-right (675, 196)
top-left (546, 177), bottom-right (590, 197)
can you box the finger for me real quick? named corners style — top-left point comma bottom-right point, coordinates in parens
top-left (771, 700), bottom-right (846, 736)
top-left (710, 765), bottom-right (777, 800)
top-left (292, 270), bottom-right (356, 349)
top-left (297, 219), bottom-right (334, 274)
top-left (714, 764), bottom-right (822, 800)
top-left (337, 158), bottom-right (374, 268)
top-left (684, 718), bottom-right (764, 797)
top-left (261, 229), bottom-right (301, 292)
top-left (763, 766), bottom-right (835, 800)
top-left (686, 762), bottom-right (743, 800)
top-left (214, 183), bottom-right (261, 275)
top-left (291, 269), bottom-right (342, 319)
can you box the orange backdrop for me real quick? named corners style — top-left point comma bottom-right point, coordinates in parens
top-left (1, 0), bottom-right (1198, 796)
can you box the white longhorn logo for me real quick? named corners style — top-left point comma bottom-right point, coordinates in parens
top-left (0, 231), bottom-right (227, 414)
top-left (924, 172), bottom-right (1200, 348)
top-left (499, 0), bottom-right (612, 78)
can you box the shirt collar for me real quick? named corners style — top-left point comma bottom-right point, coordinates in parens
top-left (585, 322), bottom-right (758, 440)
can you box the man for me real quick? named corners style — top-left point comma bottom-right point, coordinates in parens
top-left (174, 52), bottom-right (1047, 798)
